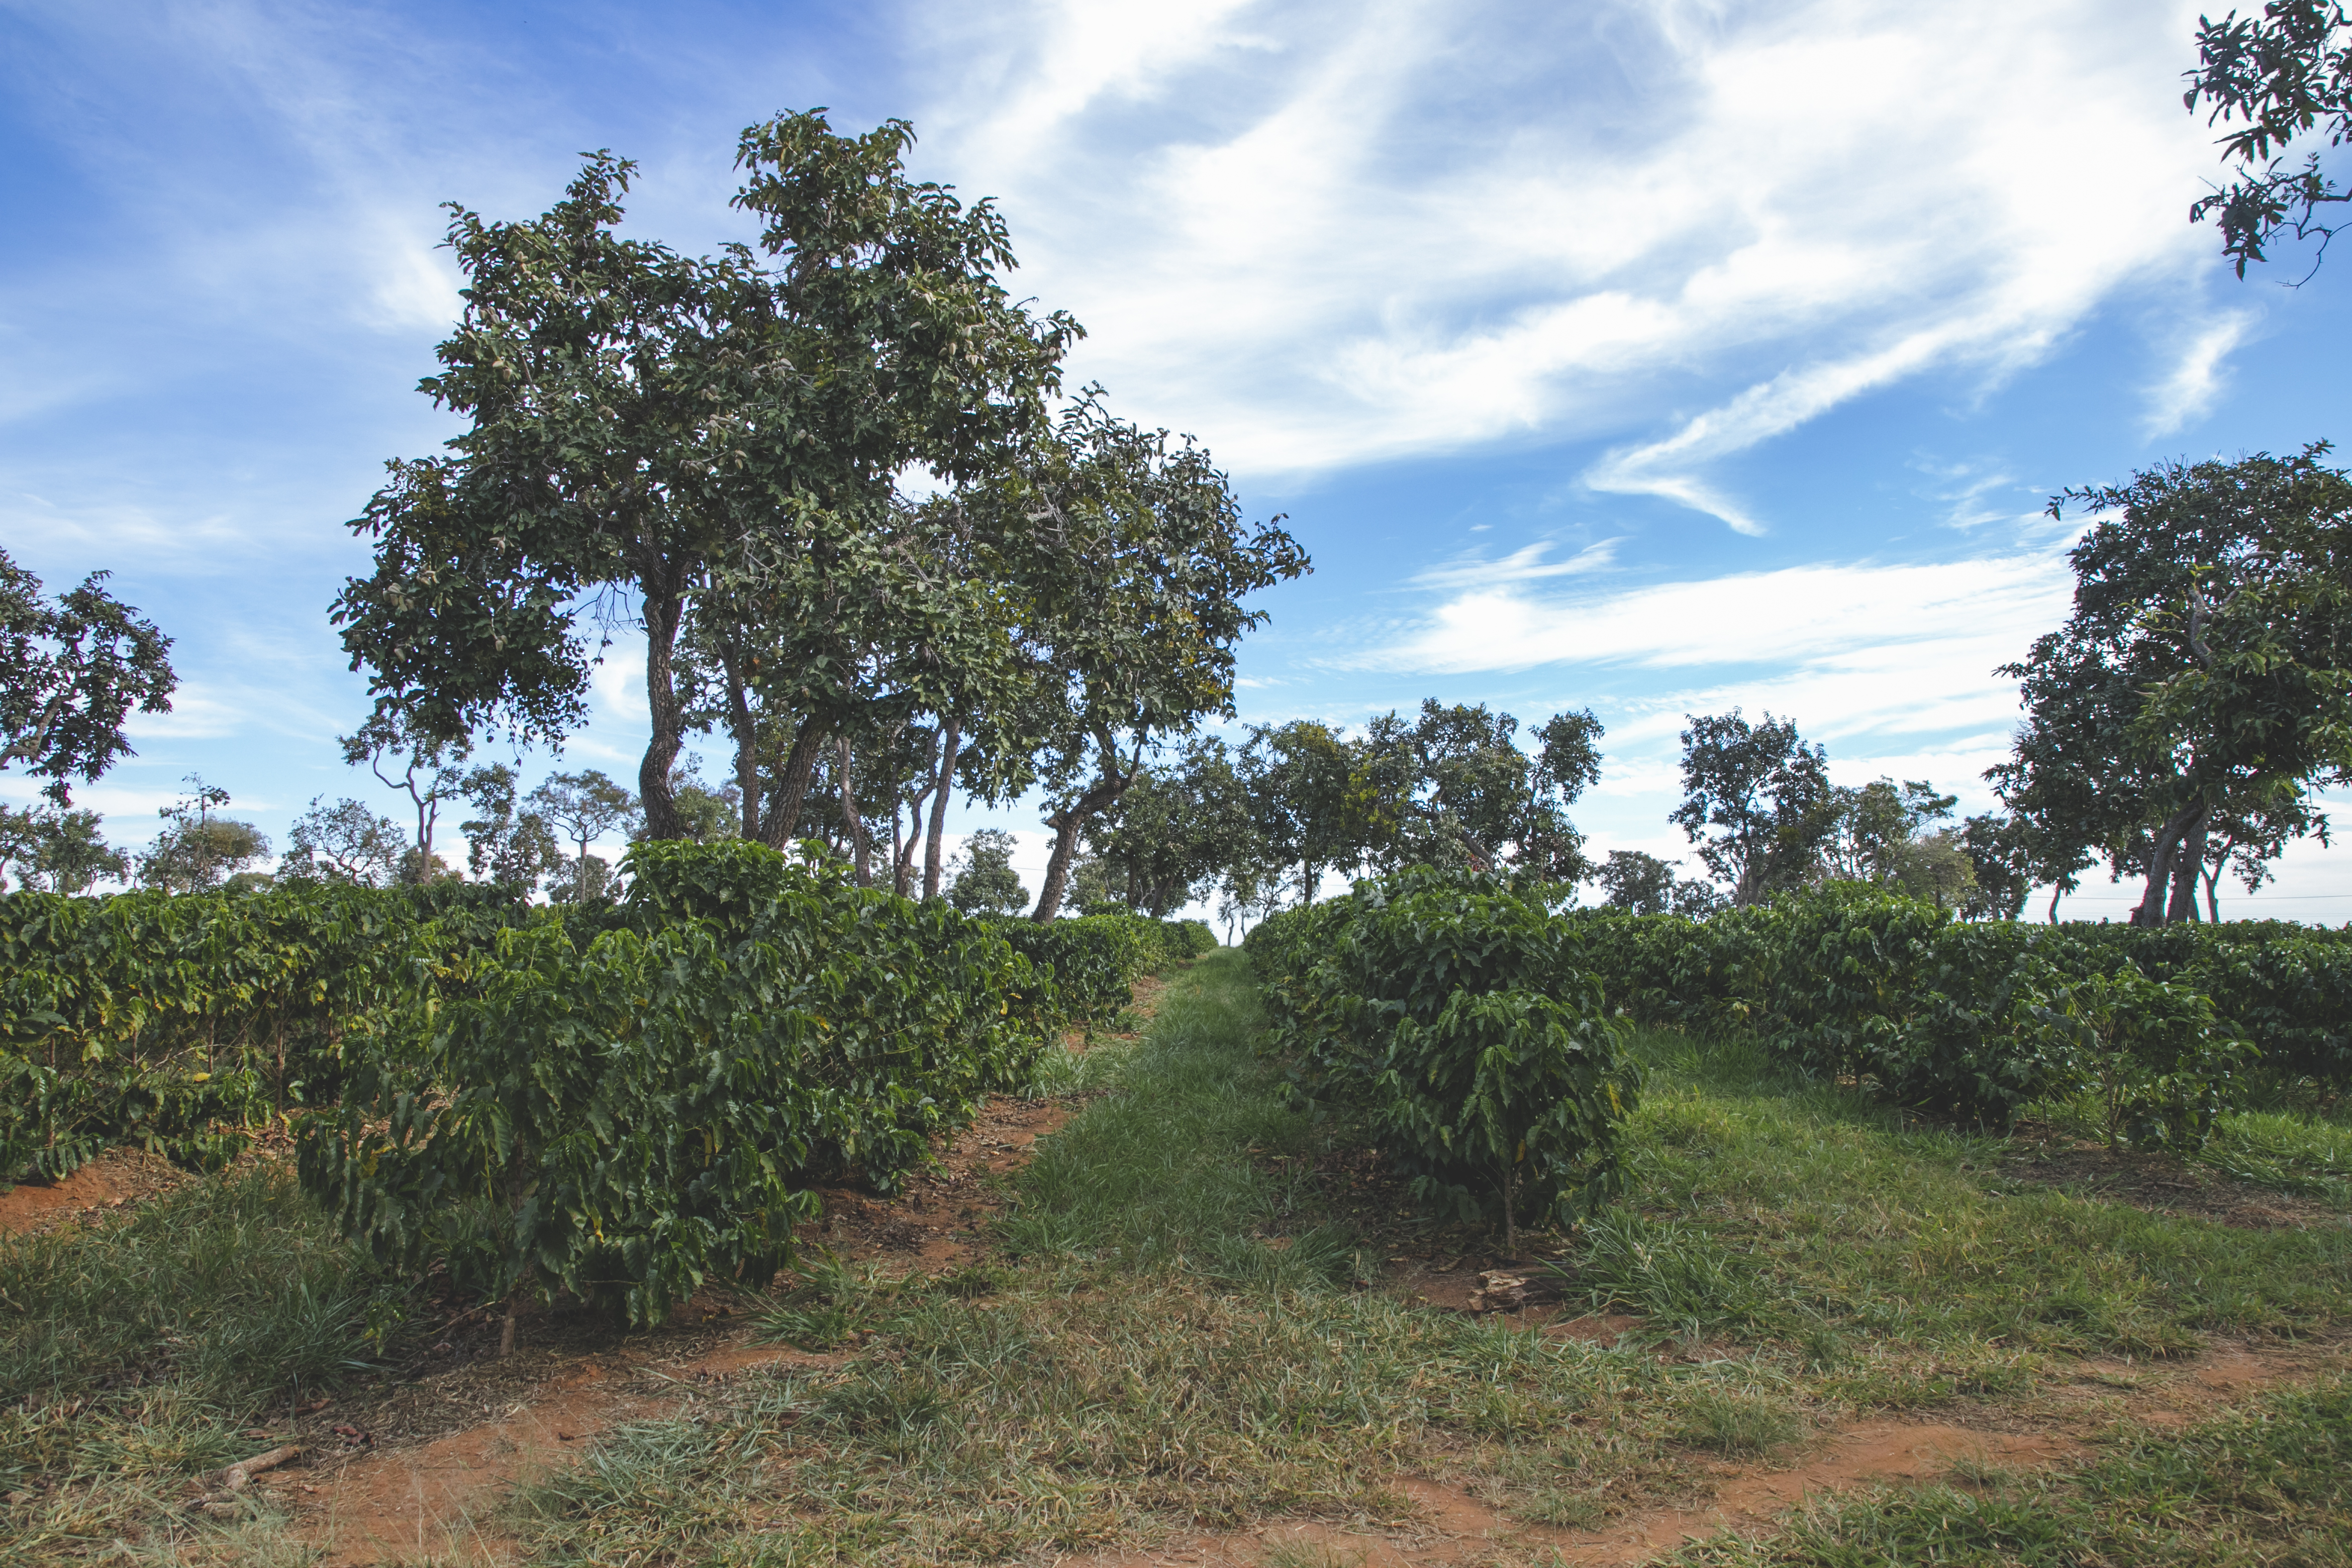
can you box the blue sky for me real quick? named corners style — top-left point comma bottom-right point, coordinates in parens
top-left (5, 0), bottom-right (2350, 919)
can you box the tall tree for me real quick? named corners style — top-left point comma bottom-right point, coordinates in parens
top-left (1671, 711), bottom-right (1836, 906)
top-left (2185, 2), bottom-right (2352, 274)
top-left (0, 805), bottom-right (128, 895)
top-left (138, 776), bottom-right (268, 894)
top-left (1242, 720), bottom-right (1356, 906)
top-left (340, 710), bottom-right (473, 883)
top-left (1011, 400), bottom-right (1308, 922)
top-left (0, 548), bottom-right (176, 806)
top-left (529, 768), bottom-right (640, 888)
top-left (1097, 736), bottom-right (1250, 916)
top-left (458, 764), bottom-right (564, 891)
top-left (334, 113), bottom-right (1075, 842)
top-left (1351, 701), bottom-right (1603, 880)
top-left (944, 827), bottom-right (1028, 915)
top-left (2007, 448), bottom-right (2352, 924)
top-left (1594, 849), bottom-right (1721, 917)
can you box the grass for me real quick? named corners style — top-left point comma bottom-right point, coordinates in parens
top-left (7, 948), bottom-right (2351, 1565)
top-left (0, 1162), bottom-right (402, 1563)
top-left (1675, 1374), bottom-right (2352, 1566)
top-left (1595, 1031), bottom-right (2352, 1371)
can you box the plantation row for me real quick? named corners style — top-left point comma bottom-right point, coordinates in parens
top-left (0, 844), bottom-right (1209, 1327)
top-left (1249, 870), bottom-right (2352, 1239)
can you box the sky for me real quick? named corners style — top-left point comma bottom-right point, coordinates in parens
top-left (4, 0), bottom-right (2350, 922)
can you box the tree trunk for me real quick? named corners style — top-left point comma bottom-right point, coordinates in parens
top-left (840, 737), bottom-right (871, 887)
top-left (1031, 733), bottom-right (1136, 923)
top-left (637, 578), bottom-right (687, 841)
top-left (2204, 857), bottom-right (2223, 922)
top-left (893, 727), bottom-right (941, 898)
top-left (2048, 883), bottom-right (2065, 924)
top-left (721, 646), bottom-right (760, 844)
top-left (923, 716), bottom-right (962, 900)
top-left (2167, 807), bottom-right (2208, 923)
top-left (761, 715), bottom-right (828, 848)
top-left (2131, 804), bottom-right (2204, 926)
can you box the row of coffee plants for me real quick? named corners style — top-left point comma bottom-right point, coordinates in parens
top-left (0, 880), bottom-right (531, 1176)
top-left (2, 844), bottom-right (1191, 1333)
top-left (988, 912), bottom-right (1217, 1023)
top-left (301, 841), bottom-right (1066, 1339)
top-left (1567, 883), bottom-right (2352, 1145)
top-left (1245, 868), bottom-right (1642, 1248)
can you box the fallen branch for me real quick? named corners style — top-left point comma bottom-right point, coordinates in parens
top-left (185, 1444), bottom-right (301, 1515)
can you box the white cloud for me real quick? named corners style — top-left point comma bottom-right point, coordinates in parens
top-left (2141, 309), bottom-right (2258, 437)
top-left (1408, 538), bottom-right (1620, 591)
top-left (913, 0), bottom-right (2215, 502)
top-left (1372, 551), bottom-right (2074, 676)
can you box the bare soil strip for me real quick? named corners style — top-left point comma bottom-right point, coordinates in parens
top-left (1073, 1336), bottom-right (2345, 1568)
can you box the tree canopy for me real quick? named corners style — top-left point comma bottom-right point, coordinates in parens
top-left (0, 548), bottom-right (175, 807)
top-left (2186, 1), bottom-right (2352, 274)
top-left (1995, 447), bottom-right (2352, 923)
top-left (333, 112), bottom-right (1079, 842)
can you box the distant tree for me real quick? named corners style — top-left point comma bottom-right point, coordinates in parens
top-left (2199, 785), bottom-right (2330, 919)
top-left (1959, 811), bottom-right (2036, 921)
top-left (1352, 700), bottom-right (1603, 881)
top-left (529, 768), bottom-right (640, 895)
top-left (458, 764), bottom-right (564, 891)
top-left (281, 796), bottom-right (407, 887)
top-left (138, 776), bottom-right (268, 893)
top-left (1099, 737), bottom-right (1249, 916)
top-left (1823, 779), bottom-right (1954, 884)
top-left (657, 758), bottom-right (739, 844)
top-left (341, 709), bottom-right (473, 883)
top-left (1242, 721), bottom-right (1357, 906)
top-left (1670, 711), bottom-right (1837, 906)
top-left (1593, 850), bottom-right (1721, 918)
top-left (946, 827), bottom-right (1028, 916)
top-left (545, 853), bottom-right (617, 905)
top-left (0, 547), bottom-right (176, 806)
top-left (2185, 2), bottom-right (2352, 275)
top-left (0, 805), bottom-right (128, 894)
top-left (1011, 400), bottom-right (1308, 922)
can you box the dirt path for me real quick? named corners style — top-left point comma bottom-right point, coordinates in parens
top-left (0, 1144), bottom-right (193, 1234)
top-left (1073, 1333), bottom-right (2346, 1568)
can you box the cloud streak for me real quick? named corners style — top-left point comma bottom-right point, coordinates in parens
top-left (915, 0), bottom-right (2216, 512)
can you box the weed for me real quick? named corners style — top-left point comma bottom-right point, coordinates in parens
top-left (1257, 1542), bottom-right (1367, 1568)
top-left (1676, 1388), bottom-right (1808, 1454)
top-left (1574, 1209), bottom-right (1770, 1335)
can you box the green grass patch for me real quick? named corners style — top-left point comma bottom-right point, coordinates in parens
top-left (0, 1162), bottom-right (402, 1563)
top-left (1591, 1029), bottom-right (2352, 1363)
top-left (1678, 1374), bottom-right (2352, 1566)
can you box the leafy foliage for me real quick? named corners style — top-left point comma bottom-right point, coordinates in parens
top-left (1247, 867), bottom-right (1639, 1240)
top-left (984, 910), bottom-right (1158, 1025)
top-left (1567, 885), bottom-right (2346, 1136)
top-left (2186, 0), bottom-right (2352, 274)
top-left (0, 547), bottom-right (176, 807)
top-left (295, 840), bottom-right (1054, 1335)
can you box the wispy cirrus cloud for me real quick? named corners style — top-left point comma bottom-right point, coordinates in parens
top-left (2141, 309), bottom-right (2260, 437)
top-left (1372, 552), bottom-right (2074, 675)
top-left (913, 0), bottom-right (2217, 507)
top-left (1407, 538), bottom-right (1620, 592)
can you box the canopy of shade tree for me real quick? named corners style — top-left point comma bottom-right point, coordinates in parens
top-left (325, 111), bottom-right (1306, 924)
